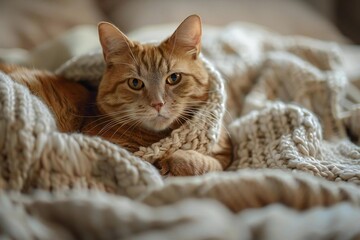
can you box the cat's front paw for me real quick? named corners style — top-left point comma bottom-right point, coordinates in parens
top-left (154, 158), bottom-right (170, 176)
top-left (167, 149), bottom-right (222, 176)
top-left (154, 150), bottom-right (194, 176)
top-left (167, 150), bottom-right (196, 176)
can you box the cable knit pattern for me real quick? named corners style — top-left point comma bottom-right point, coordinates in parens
top-left (1, 189), bottom-right (360, 240)
top-left (57, 53), bottom-right (225, 163)
top-left (0, 71), bottom-right (163, 198)
top-left (1, 23), bottom-right (360, 239)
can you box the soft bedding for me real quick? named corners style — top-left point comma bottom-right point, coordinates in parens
top-left (1, 23), bottom-right (360, 239)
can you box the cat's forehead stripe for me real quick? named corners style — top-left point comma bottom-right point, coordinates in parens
top-left (157, 47), bottom-right (171, 73)
top-left (135, 46), bottom-right (170, 77)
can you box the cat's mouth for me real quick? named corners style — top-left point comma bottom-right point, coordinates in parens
top-left (155, 114), bottom-right (169, 120)
top-left (142, 113), bottom-right (173, 132)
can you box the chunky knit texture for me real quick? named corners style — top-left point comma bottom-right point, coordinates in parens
top-left (0, 71), bottom-right (163, 197)
top-left (1, 23), bottom-right (360, 239)
top-left (196, 23), bottom-right (360, 184)
top-left (57, 53), bottom-right (226, 164)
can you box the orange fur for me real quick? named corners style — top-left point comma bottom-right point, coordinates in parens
top-left (0, 64), bottom-right (91, 132)
top-left (85, 15), bottom-right (232, 175)
top-left (1, 15), bottom-right (233, 176)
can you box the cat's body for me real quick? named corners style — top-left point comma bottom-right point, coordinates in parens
top-left (0, 64), bottom-right (91, 132)
top-left (0, 15), bottom-right (232, 176)
top-left (82, 113), bottom-right (172, 152)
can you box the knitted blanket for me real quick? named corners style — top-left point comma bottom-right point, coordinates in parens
top-left (1, 23), bottom-right (360, 239)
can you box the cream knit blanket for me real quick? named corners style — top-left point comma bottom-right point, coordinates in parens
top-left (1, 23), bottom-right (360, 239)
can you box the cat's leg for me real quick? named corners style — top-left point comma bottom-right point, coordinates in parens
top-left (166, 150), bottom-right (223, 176)
top-left (157, 127), bottom-right (233, 176)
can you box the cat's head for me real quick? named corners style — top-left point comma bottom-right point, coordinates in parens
top-left (97, 15), bottom-right (209, 132)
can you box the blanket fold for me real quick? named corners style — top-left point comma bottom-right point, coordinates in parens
top-left (1, 23), bottom-right (360, 239)
top-left (1, 190), bottom-right (360, 240)
top-left (0, 72), bottom-right (162, 197)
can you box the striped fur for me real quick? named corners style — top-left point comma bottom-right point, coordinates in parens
top-left (2, 15), bottom-right (232, 176)
top-left (83, 15), bottom-right (211, 152)
top-left (0, 64), bottom-right (91, 132)
top-left (84, 15), bottom-right (232, 175)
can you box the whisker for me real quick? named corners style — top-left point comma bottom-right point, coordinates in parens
top-left (88, 114), bottom-right (132, 128)
top-left (180, 111), bottom-right (218, 126)
top-left (116, 119), bottom-right (142, 140)
top-left (180, 100), bottom-right (233, 121)
top-left (191, 112), bottom-right (232, 137)
top-left (98, 117), bottom-right (131, 135)
top-left (91, 112), bottom-right (142, 135)
top-left (180, 112), bottom-right (218, 129)
top-left (86, 118), bottom-right (117, 133)
top-left (98, 117), bottom-right (135, 136)
top-left (128, 120), bottom-right (143, 136)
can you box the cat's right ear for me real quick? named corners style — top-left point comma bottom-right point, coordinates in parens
top-left (98, 22), bottom-right (132, 62)
top-left (163, 15), bottom-right (202, 59)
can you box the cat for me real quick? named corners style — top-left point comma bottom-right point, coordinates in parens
top-left (0, 64), bottom-right (91, 132)
top-left (0, 15), bottom-right (232, 176)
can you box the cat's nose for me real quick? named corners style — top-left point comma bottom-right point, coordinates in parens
top-left (151, 102), bottom-right (164, 112)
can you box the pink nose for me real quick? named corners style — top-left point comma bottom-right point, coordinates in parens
top-left (151, 102), bottom-right (164, 112)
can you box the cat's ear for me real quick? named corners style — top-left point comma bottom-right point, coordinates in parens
top-left (98, 22), bottom-right (132, 62)
top-left (164, 15), bottom-right (202, 59)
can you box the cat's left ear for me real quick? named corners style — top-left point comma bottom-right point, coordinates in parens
top-left (163, 15), bottom-right (202, 59)
top-left (98, 22), bottom-right (133, 62)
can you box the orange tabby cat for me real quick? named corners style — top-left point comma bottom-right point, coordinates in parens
top-left (0, 15), bottom-right (232, 176)
top-left (0, 64), bottom-right (91, 132)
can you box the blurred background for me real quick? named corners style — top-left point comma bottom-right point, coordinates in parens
top-left (0, 0), bottom-right (359, 50)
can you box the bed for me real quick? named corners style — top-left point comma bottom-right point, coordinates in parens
top-left (1, 1), bottom-right (360, 239)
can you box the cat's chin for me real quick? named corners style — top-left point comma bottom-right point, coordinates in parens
top-left (142, 115), bottom-right (175, 132)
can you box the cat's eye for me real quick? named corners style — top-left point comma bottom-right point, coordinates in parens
top-left (128, 78), bottom-right (144, 90)
top-left (166, 73), bottom-right (182, 85)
